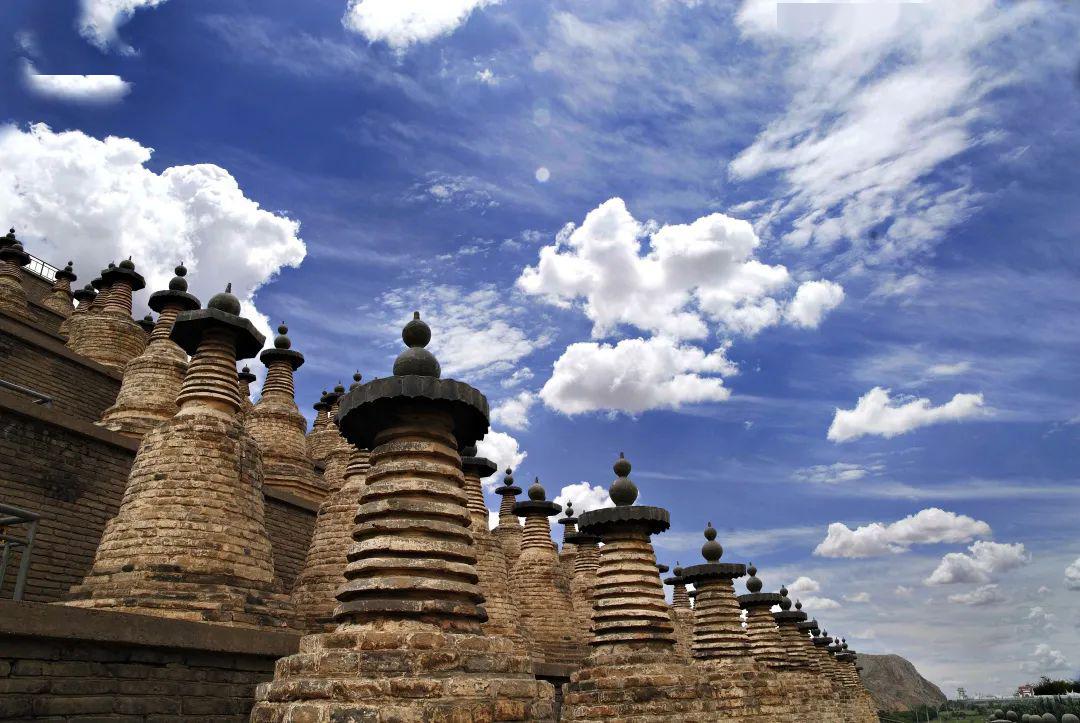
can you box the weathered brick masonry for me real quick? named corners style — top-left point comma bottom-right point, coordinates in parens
top-left (0, 600), bottom-right (300, 721)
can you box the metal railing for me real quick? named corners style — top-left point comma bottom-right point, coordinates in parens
top-left (0, 378), bottom-right (54, 407)
top-left (0, 503), bottom-right (39, 601)
top-left (24, 253), bottom-right (59, 282)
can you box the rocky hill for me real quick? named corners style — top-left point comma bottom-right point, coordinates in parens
top-left (859, 653), bottom-right (948, 712)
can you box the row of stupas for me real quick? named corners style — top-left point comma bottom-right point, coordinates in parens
top-left (7, 230), bottom-right (879, 721)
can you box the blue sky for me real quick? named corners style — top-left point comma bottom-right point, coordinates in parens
top-left (3, 0), bottom-right (1079, 695)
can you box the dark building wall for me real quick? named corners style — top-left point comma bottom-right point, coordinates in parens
top-left (0, 601), bottom-right (300, 721)
top-left (0, 394), bottom-right (137, 603)
top-left (264, 493), bottom-right (319, 593)
top-left (0, 315), bottom-right (122, 423)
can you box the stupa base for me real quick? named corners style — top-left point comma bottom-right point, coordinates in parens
top-left (72, 313), bottom-right (147, 369)
top-left (65, 576), bottom-right (293, 629)
top-left (562, 649), bottom-right (716, 722)
top-left (251, 622), bottom-right (556, 722)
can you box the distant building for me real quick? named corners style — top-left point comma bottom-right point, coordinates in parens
top-left (1017, 685), bottom-right (1035, 698)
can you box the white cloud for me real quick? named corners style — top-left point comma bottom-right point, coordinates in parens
top-left (787, 576), bottom-right (821, 596)
top-left (490, 391), bottom-right (537, 430)
top-left (500, 367), bottom-right (534, 389)
top-left (343, 0), bottom-right (501, 50)
top-left (844, 592), bottom-right (871, 604)
top-left (828, 387), bottom-right (986, 442)
top-left (927, 361), bottom-right (972, 377)
top-left (785, 279), bottom-right (844, 329)
top-left (894, 585), bottom-right (913, 597)
top-left (925, 541), bottom-right (1029, 586)
top-left (1025, 606), bottom-right (1056, 630)
top-left (378, 285), bottom-right (548, 381)
top-left (731, 0), bottom-right (1043, 264)
top-left (553, 482), bottom-right (614, 516)
top-left (1063, 557), bottom-right (1080, 590)
top-left (475, 430), bottom-right (526, 491)
top-left (21, 61), bottom-right (131, 104)
top-left (79, 0), bottom-right (169, 53)
top-left (539, 336), bottom-right (736, 415)
top-left (801, 596), bottom-right (841, 611)
top-left (815, 508), bottom-right (991, 558)
top-left (517, 197), bottom-right (842, 340)
top-left (475, 68), bottom-right (498, 85)
top-left (0, 123), bottom-right (305, 345)
top-left (793, 462), bottom-right (881, 485)
top-left (1021, 644), bottom-right (1070, 673)
top-left (408, 172), bottom-right (499, 211)
top-left (487, 508), bottom-right (498, 531)
top-left (947, 584), bottom-right (1005, 606)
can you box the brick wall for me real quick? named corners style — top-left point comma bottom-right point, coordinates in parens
top-left (0, 601), bottom-right (299, 721)
top-left (0, 317), bottom-right (121, 423)
top-left (0, 394), bottom-right (137, 603)
top-left (264, 493), bottom-right (318, 592)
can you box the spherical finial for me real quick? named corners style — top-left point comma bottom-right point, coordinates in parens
top-left (701, 522), bottom-right (723, 562)
top-left (208, 283), bottom-right (241, 315)
top-left (350, 370), bottom-right (363, 389)
top-left (528, 477), bottom-right (546, 501)
top-left (392, 311), bottom-right (440, 377)
top-left (243, 365), bottom-right (251, 374)
top-left (168, 262), bottom-right (189, 291)
top-left (461, 444), bottom-right (478, 457)
top-left (746, 563), bottom-right (762, 593)
top-left (119, 256), bottom-right (135, 270)
top-left (673, 562), bottom-right (684, 577)
top-left (274, 322), bottom-right (292, 349)
top-left (334, 381), bottom-right (346, 394)
top-left (503, 468), bottom-right (514, 486)
top-left (613, 451), bottom-right (631, 477)
top-left (609, 452), bottom-right (638, 506)
top-left (794, 599), bottom-right (802, 611)
top-left (779, 585), bottom-right (792, 610)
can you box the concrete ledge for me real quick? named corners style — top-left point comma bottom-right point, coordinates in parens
top-left (264, 485), bottom-right (322, 513)
top-left (0, 389), bottom-right (140, 453)
top-left (533, 661), bottom-right (577, 679)
top-left (0, 600), bottom-right (301, 658)
top-left (0, 312), bottom-right (124, 382)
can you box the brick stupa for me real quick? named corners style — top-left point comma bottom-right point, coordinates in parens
top-left (99, 264), bottom-right (201, 438)
top-left (680, 523), bottom-right (783, 721)
top-left (0, 229), bottom-right (32, 320)
top-left (61, 282), bottom-right (97, 339)
top-left (244, 323), bottom-right (323, 506)
top-left (773, 589), bottom-right (846, 720)
top-left (565, 524), bottom-right (601, 656)
top-left (238, 364), bottom-right (258, 420)
top-left (461, 444), bottom-right (522, 645)
top-left (664, 562), bottom-right (695, 660)
top-left (305, 389), bottom-right (336, 463)
top-left (509, 477), bottom-right (583, 666)
top-left (68, 257), bottom-right (147, 369)
top-left (290, 375), bottom-right (369, 633)
top-left (251, 312), bottom-right (555, 722)
top-left (66, 284), bottom-right (291, 627)
top-left (492, 468), bottom-right (523, 566)
top-left (40, 260), bottom-right (77, 319)
top-left (562, 454), bottom-right (716, 721)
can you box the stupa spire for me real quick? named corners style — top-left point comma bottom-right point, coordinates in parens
top-left (493, 467), bottom-right (524, 565)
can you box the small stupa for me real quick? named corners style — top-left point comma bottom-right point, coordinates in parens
top-left (251, 312), bottom-right (555, 721)
top-left (99, 263), bottom-right (201, 438)
top-left (0, 229), bottom-right (32, 320)
top-left (68, 257), bottom-right (147, 369)
top-left (510, 476), bottom-right (583, 665)
top-left (492, 467), bottom-right (524, 565)
top-left (40, 260), bottom-right (78, 318)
